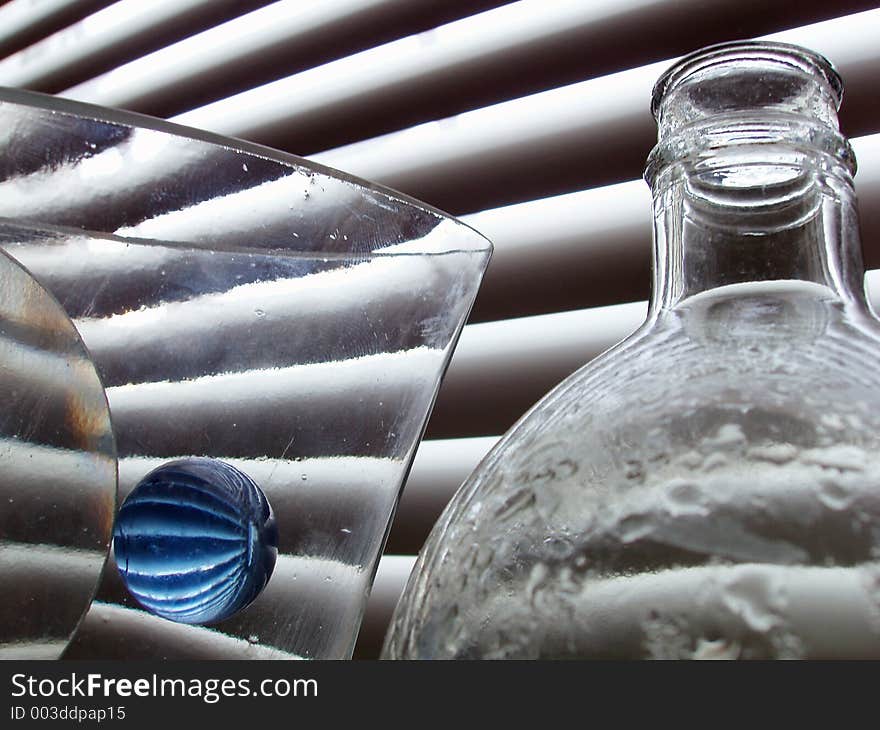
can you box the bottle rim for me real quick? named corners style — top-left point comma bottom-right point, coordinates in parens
top-left (651, 41), bottom-right (844, 122)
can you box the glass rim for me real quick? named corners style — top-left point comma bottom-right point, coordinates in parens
top-left (0, 86), bottom-right (492, 255)
top-left (650, 41), bottom-right (844, 122)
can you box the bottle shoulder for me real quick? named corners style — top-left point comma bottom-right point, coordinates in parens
top-left (545, 281), bottom-right (880, 416)
top-left (464, 280), bottom-right (880, 496)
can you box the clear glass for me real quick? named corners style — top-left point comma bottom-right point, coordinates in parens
top-left (384, 42), bottom-right (880, 659)
top-left (0, 248), bottom-right (116, 659)
top-left (0, 87), bottom-right (491, 659)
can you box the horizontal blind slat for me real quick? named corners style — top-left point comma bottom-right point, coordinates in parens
top-left (355, 554), bottom-right (416, 658)
top-left (0, 0), bottom-right (113, 59)
top-left (60, 0), bottom-right (515, 118)
top-left (156, 0), bottom-right (877, 158)
top-left (310, 7), bottom-right (880, 215)
top-left (386, 436), bottom-right (499, 553)
top-left (0, 0), bottom-right (272, 93)
top-left (465, 180), bottom-right (651, 322)
top-left (432, 303), bottom-right (646, 439)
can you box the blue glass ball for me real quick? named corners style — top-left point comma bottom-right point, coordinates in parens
top-left (113, 458), bottom-right (278, 625)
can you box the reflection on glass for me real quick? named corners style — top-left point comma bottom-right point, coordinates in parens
top-left (0, 248), bottom-right (116, 659)
top-left (0, 87), bottom-right (491, 659)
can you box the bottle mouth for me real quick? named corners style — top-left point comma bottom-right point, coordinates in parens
top-left (651, 41), bottom-right (843, 122)
top-left (645, 40), bottom-right (855, 186)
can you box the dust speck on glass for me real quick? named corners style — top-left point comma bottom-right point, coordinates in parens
top-left (113, 458), bottom-right (278, 625)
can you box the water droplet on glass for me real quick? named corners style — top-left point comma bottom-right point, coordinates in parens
top-left (818, 479), bottom-right (852, 511)
top-left (113, 458), bottom-right (278, 625)
top-left (254, 308), bottom-right (265, 318)
top-left (619, 512), bottom-right (653, 543)
top-left (704, 423), bottom-right (746, 448)
top-left (692, 637), bottom-right (740, 660)
top-left (703, 453), bottom-right (728, 471)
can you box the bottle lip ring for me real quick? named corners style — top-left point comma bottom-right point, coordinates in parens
top-left (644, 120), bottom-right (858, 187)
top-left (651, 41), bottom-right (844, 121)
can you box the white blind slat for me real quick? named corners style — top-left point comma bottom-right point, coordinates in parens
top-left (0, 0), bottom-right (110, 57)
top-left (395, 436), bottom-right (499, 526)
top-left (60, 0), bottom-right (444, 109)
top-left (309, 7), bottom-right (880, 213)
top-left (159, 1), bottom-right (877, 148)
top-left (356, 555), bottom-right (416, 657)
top-left (0, 0), bottom-right (239, 88)
top-left (164, 0), bottom-right (696, 136)
top-left (59, 0), bottom-right (515, 116)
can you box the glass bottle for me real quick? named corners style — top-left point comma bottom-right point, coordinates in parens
top-left (384, 41), bottom-right (880, 660)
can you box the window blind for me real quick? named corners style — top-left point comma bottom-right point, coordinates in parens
top-left (2, 0), bottom-right (879, 659)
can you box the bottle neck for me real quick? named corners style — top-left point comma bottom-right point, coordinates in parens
top-left (644, 41), bottom-right (867, 315)
top-left (646, 133), bottom-right (867, 314)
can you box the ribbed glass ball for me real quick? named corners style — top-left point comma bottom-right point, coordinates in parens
top-left (113, 458), bottom-right (278, 625)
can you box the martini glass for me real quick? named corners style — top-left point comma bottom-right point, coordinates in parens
top-left (0, 87), bottom-right (491, 659)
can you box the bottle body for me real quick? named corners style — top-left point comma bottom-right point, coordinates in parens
top-left (384, 42), bottom-right (880, 659)
top-left (386, 281), bottom-right (880, 658)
